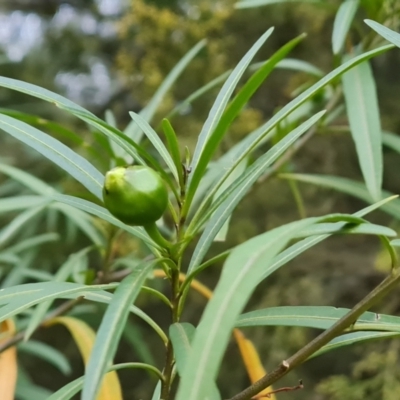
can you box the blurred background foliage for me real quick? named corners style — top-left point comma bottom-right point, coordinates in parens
top-left (1, 0), bottom-right (400, 399)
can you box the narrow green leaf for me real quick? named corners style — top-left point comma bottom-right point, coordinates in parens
top-left (258, 195), bottom-right (398, 282)
top-left (126, 40), bottom-right (206, 142)
top-left (18, 340), bottom-right (72, 375)
top-left (24, 247), bottom-right (94, 341)
top-left (151, 382), bottom-right (162, 400)
top-left (258, 58), bottom-right (324, 76)
top-left (51, 202), bottom-right (104, 246)
top-left (280, 174), bottom-right (400, 219)
top-left (332, 0), bottom-right (359, 54)
top-left (129, 111), bottom-right (178, 182)
top-left (66, 287), bottom-right (168, 345)
top-left (190, 28), bottom-right (274, 175)
top-left (186, 30), bottom-right (306, 216)
top-left (3, 233), bottom-right (58, 255)
top-left (213, 158), bottom-right (248, 242)
top-left (342, 59), bottom-right (382, 201)
top-left (169, 324), bottom-right (221, 400)
top-left (0, 195), bottom-right (49, 215)
top-left (193, 44), bottom-right (393, 222)
top-left (236, 306), bottom-right (400, 331)
top-left (0, 282), bottom-right (117, 322)
top-left (312, 331), bottom-right (400, 358)
top-left (0, 253), bottom-right (19, 264)
top-left (383, 131), bottom-right (400, 153)
top-left (165, 71), bottom-right (230, 121)
top-left (176, 218), bottom-right (316, 400)
top-left (52, 194), bottom-right (155, 247)
top-left (170, 323), bottom-right (196, 375)
top-left (162, 119), bottom-right (183, 185)
top-left (123, 321), bottom-right (156, 366)
top-left (2, 251), bottom-right (36, 288)
top-left (0, 163), bottom-right (54, 195)
top-left (48, 363), bottom-right (163, 400)
top-left (0, 204), bottom-right (49, 248)
top-left (188, 111), bottom-right (326, 273)
top-left (295, 221), bottom-right (396, 238)
top-left (0, 114), bottom-right (104, 199)
top-left (0, 76), bottom-right (155, 167)
top-left (0, 108), bottom-right (103, 161)
top-left (82, 260), bottom-right (157, 400)
top-left (16, 380), bottom-right (53, 400)
top-left (365, 19), bottom-right (400, 48)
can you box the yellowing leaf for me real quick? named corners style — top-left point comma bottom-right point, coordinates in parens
top-left (0, 319), bottom-right (17, 400)
top-left (48, 316), bottom-right (122, 400)
top-left (233, 329), bottom-right (276, 400)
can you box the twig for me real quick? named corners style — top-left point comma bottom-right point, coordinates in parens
top-left (252, 380), bottom-right (304, 399)
top-left (228, 268), bottom-right (400, 400)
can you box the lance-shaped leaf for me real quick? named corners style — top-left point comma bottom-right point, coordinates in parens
top-left (0, 282), bottom-right (117, 323)
top-left (311, 331), bottom-right (400, 358)
top-left (52, 194), bottom-right (155, 247)
top-left (258, 195), bottom-right (398, 282)
top-left (82, 260), bottom-right (157, 400)
top-left (170, 323), bottom-right (221, 400)
top-left (0, 204), bottom-right (49, 248)
top-left (0, 163), bottom-right (54, 195)
top-left (176, 218), bottom-right (317, 400)
top-left (190, 28), bottom-right (274, 174)
top-left (236, 306), bottom-right (400, 331)
top-left (126, 40), bottom-right (206, 142)
top-left (342, 59), bottom-right (382, 201)
top-left (193, 44), bottom-right (393, 224)
top-left (18, 341), bottom-right (71, 375)
top-left (0, 114), bottom-right (104, 199)
top-left (0, 196), bottom-right (49, 215)
top-left (129, 111), bottom-right (178, 182)
top-left (383, 131), bottom-right (400, 154)
top-left (24, 247), bottom-right (94, 341)
top-left (280, 174), bottom-right (400, 219)
top-left (188, 111), bottom-right (326, 273)
top-left (365, 19), bottom-right (400, 48)
top-left (48, 363), bottom-right (163, 400)
top-left (0, 76), bottom-right (156, 166)
top-left (185, 31), bottom-right (307, 216)
top-left (332, 0), bottom-right (359, 54)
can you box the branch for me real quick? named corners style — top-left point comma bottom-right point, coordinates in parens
top-left (228, 268), bottom-right (400, 400)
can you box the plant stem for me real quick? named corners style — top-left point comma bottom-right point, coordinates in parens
top-left (144, 222), bottom-right (173, 250)
top-left (228, 268), bottom-right (400, 400)
top-left (160, 268), bottom-right (181, 399)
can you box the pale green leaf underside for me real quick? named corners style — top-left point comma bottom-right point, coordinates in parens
top-left (365, 19), bottom-right (400, 48)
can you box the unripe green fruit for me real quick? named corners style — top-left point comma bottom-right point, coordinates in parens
top-left (103, 165), bottom-right (168, 226)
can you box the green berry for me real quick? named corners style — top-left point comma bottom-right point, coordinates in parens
top-left (103, 165), bottom-right (168, 226)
